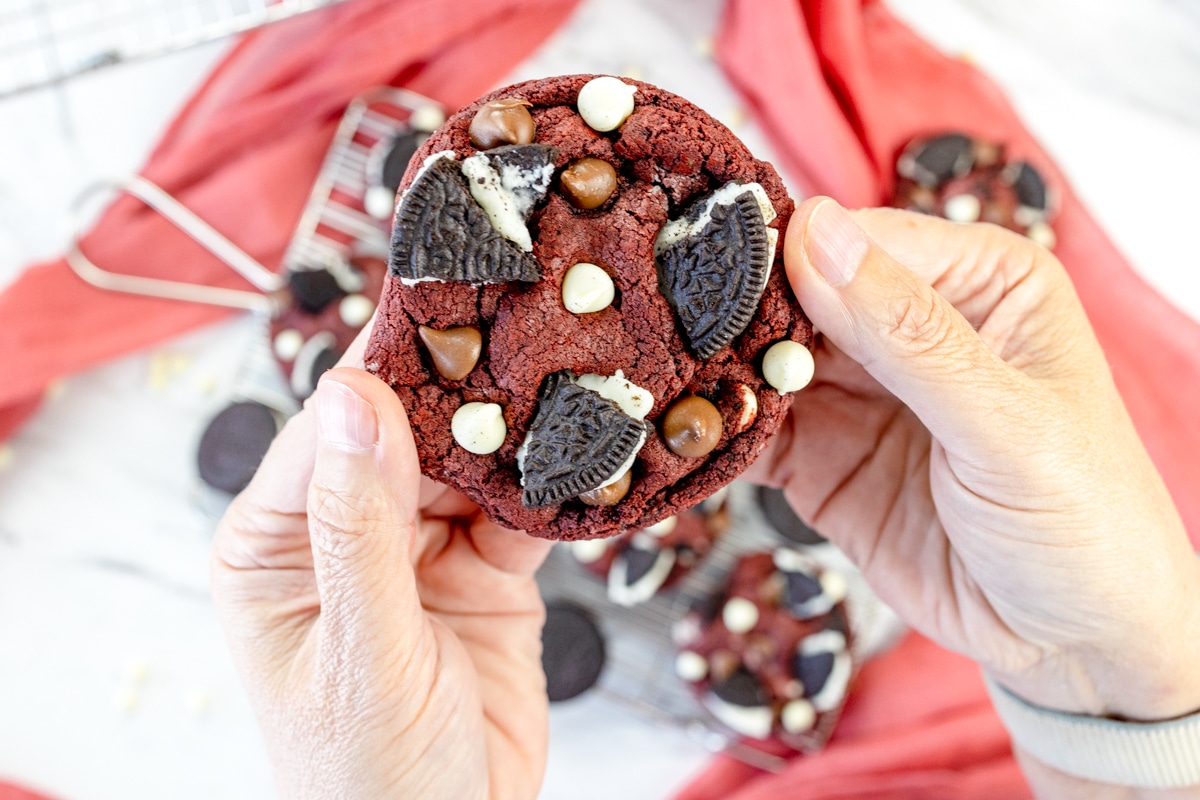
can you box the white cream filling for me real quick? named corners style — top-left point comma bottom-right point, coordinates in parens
top-left (799, 630), bottom-right (851, 712)
top-left (515, 371), bottom-right (653, 490)
top-left (809, 650), bottom-right (852, 713)
top-left (290, 331), bottom-right (336, 397)
top-left (461, 152), bottom-right (554, 252)
top-left (607, 547), bottom-right (676, 607)
top-left (703, 693), bottom-right (774, 740)
top-left (654, 182), bottom-right (776, 257)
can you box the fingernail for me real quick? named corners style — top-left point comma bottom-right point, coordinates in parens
top-left (316, 380), bottom-right (378, 450)
top-left (805, 199), bottom-right (869, 287)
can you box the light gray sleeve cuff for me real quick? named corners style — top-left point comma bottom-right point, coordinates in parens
top-left (984, 675), bottom-right (1200, 788)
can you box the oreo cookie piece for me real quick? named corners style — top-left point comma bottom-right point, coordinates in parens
top-left (288, 268), bottom-right (347, 314)
top-left (1002, 161), bottom-right (1049, 215)
top-left (197, 401), bottom-right (280, 494)
top-left (572, 490), bottom-right (731, 606)
top-left (366, 75), bottom-right (811, 540)
top-left (519, 371), bottom-right (648, 509)
top-left (657, 184), bottom-right (775, 359)
top-left (898, 132), bottom-right (974, 187)
top-left (758, 486), bottom-right (826, 545)
top-left (541, 601), bottom-right (606, 702)
top-left (390, 156), bottom-right (540, 284)
top-left (673, 549), bottom-right (854, 750)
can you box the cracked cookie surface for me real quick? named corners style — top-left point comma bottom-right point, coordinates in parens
top-left (366, 75), bottom-right (808, 539)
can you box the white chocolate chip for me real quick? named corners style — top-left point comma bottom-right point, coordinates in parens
top-left (338, 294), bottom-right (375, 328)
top-left (722, 597), bottom-right (759, 634)
top-left (732, 384), bottom-right (758, 432)
top-left (781, 699), bottom-right (816, 733)
top-left (462, 151), bottom-right (555, 252)
top-left (762, 340), bottom-right (815, 394)
top-left (273, 328), bottom-right (303, 362)
top-left (643, 515), bottom-right (678, 538)
top-left (0, 444), bottom-right (14, 472)
top-left (577, 76), bottom-right (637, 132)
top-left (943, 193), bottom-right (981, 223)
top-left (675, 650), bottom-right (709, 682)
top-left (364, 185), bottom-right (396, 220)
top-left (562, 262), bottom-right (615, 314)
top-left (1026, 221), bottom-right (1057, 249)
top-left (820, 569), bottom-right (848, 603)
top-left (570, 538), bottom-right (608, 563)
top-left (409, 105), bottom-right (445, 133)
top-left (451, 402), bottom-right (506, 454)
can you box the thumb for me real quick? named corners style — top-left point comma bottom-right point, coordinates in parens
top-left (785, 197), bottom-right (1028, 452)
top-left (309, 368), bottom-right (422, 642)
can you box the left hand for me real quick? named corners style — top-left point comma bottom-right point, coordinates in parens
top-left (210, 356), bottom-right (552, 799)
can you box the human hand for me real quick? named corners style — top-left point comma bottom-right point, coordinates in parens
top-left (751, 198), bottom-right (1200, 730)
top-left (210, 348), bottom-right (552, 799)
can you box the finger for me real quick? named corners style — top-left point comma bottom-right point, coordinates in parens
top-left (845, 207), bottom-right (1037, 327)
top-left (307, 367), bottom-right (423, 642)
top-left (785, 197), bottom-right (1039, 455)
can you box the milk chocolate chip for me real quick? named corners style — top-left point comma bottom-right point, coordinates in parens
top-left (578, 469), bottom-right (632, 507)
top-left (559, 158), bottom-right (617, 210)
top-left (418, 325), bottom-right (482, 381)
top-left (662, 395), bottom-right (723, 458)
top-left (469, 98), bottom-right (535, 150)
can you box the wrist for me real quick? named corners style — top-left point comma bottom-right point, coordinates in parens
top-left (987, 561), bottom-right (1200, 722)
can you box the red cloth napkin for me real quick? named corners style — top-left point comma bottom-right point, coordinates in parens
top-left (673, 0), bottom-right (1200, 798)
top-left (0, 0), bottom-right (580, 439)
top-left (0, 785), bottom-right (54, 800)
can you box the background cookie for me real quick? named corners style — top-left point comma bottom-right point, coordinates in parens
top-left (673, 549), bottom-right (854, 752)
top-left (891, 132), bottom-right (1057, 247)
top-left (366, 75), bottom-right (810, 540)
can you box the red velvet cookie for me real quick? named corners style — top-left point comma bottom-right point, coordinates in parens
top-left (271, 253), bottom-right (388, 399)
top-left (673, 549), bottom-right (854, 751)
top-left (891, 132), bottom-right (1057, 248)
top-left (366, 75), bottom-right (811, 540)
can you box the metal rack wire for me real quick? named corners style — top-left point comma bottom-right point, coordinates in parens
top-left (0, 0), bottom-right (355, 98)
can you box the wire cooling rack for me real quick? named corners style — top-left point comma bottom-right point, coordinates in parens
top-left (535, 481), bottom-right (907, 771)
top-left (0, 0), bottom-right (355, 98)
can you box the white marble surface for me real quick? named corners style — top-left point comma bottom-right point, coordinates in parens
top-left (1, 1), bottom-right (1199, 798)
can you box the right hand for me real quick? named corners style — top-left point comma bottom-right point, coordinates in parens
top-left (751, 199), bottom-right (1200, 731)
